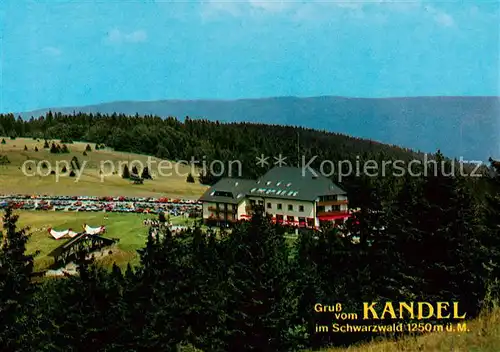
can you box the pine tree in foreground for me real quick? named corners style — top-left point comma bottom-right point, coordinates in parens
top-left (221, 207), bottom-right (299, 352)
top-left (0, 206), bottom-right (38, 349)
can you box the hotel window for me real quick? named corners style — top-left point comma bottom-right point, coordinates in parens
top-left (299, 205), bottom-right (304, 212)
top-left (267, 202), bottom-right (272, 209)
top-left (288, 204), bottom-right (293, 211)
top-left (287, 216), bottom-right (295, 223)
top-left (277, 203), bottom-right (282, 210)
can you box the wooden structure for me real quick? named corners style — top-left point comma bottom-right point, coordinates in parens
top-left (48, 232), bottom-right (118, 266)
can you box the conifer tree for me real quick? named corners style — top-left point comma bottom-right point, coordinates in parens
top-left (141, 166), bottom-right (152, 180)
top-left (0, 206), bottom-right (38, 347)
top-left (133, 228), bottom-right (193, 350)
top-left (380, 172), bottom-right (426, 301)
top-left (398, 152), bottom-right (486, 315)
top-left (71, 156), bottom-right (80, 170)
top-left (186, 227), bottom-right (229, 351)
top-left (293, 230), bottom-right (328, 349)
top-left (50, 142), bottom-right (59, 154)
top-left (122, 165), bottom-right (131, 179)
top-left (221, 207), bottom-right (298, 351)
top-left (0, 155), bottom-right (10, 165)
top-left (131, 165), bottom-right (139, 176)
top-left (343, 174), bottom-right (387, 249)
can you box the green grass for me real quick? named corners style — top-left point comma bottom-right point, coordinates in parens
top-left (1, 210), bottom-right (198, 271)
top-left (2, 209), bottom-right (296, 271)
top-left (0, 137), bottom-right (208, 198)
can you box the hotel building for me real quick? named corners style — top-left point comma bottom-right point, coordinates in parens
top-left (199, 166), bottom-right (350, 228)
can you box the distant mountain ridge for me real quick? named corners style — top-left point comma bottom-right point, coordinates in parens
top-left (16, 96), bottom-right (500, 161)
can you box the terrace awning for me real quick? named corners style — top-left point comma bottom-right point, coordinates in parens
top-left (48, 228), bottom-right (80, 240)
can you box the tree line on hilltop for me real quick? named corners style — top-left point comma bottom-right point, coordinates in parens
top-left (0, 110), bottom-right (485, 192)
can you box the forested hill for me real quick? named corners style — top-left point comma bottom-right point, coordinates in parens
top-left (1, 111), bottom-right (427, 180)
top-left (16, 96), bottom-right (500, 161)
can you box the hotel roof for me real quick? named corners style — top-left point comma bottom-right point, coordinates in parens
top-left (199, 178), bottom-right (256, 204)
top-left (199, 166), bottom-right (346, 203)
top-left (248, 166), bottom-right (346, 201)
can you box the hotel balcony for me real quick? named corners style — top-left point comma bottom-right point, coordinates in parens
top-left (208, 214), bottom-right (237, 222)
top-left (317, 199), bottom-right (349, 207)
top-left (246, 204), bottom-right (264, 212)
top-left (208, 206), bottom-right (237, 213)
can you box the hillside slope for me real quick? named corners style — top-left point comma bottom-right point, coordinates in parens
top-left (18, 96), bottom-right (500, 161)
top-left (0, 137), bottom-right (207, 198)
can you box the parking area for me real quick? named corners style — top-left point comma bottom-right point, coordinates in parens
top-left (0, 194), bottom-right (202, 217)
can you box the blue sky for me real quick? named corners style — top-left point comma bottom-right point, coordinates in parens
top-left (1, 0), bottom-right (499, 113)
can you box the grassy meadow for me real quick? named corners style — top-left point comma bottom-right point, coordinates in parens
top-left (0, 208), bottom-right (296, 272)
top-left (0, 137), bottom-right (208, 198)
top-left (1, 210), bottom-right (198, 271)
